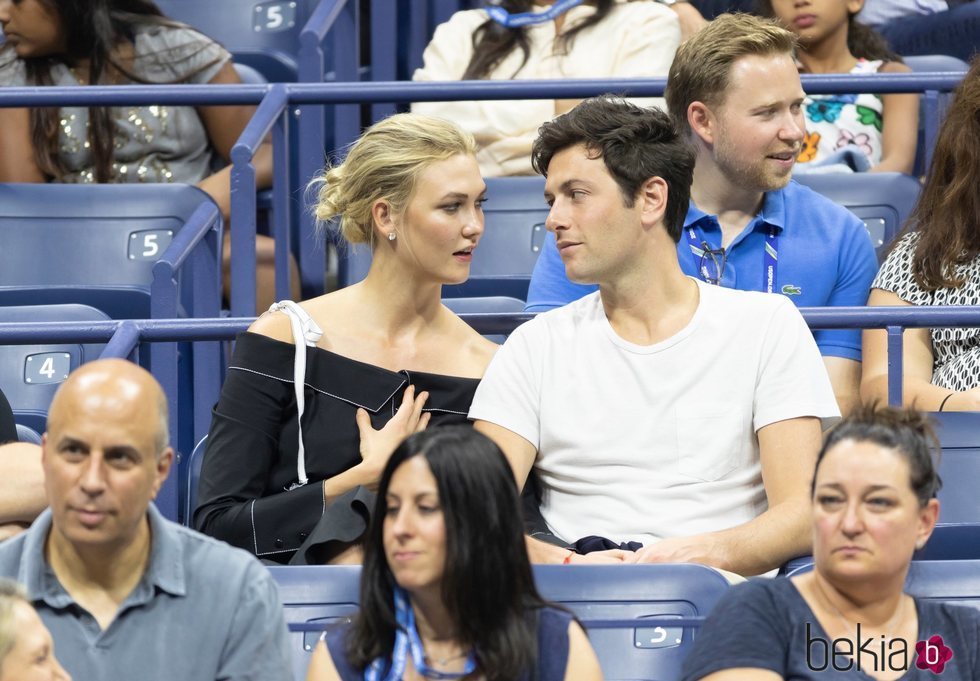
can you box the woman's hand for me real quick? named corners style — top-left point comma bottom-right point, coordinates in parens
top-left (354, 385), bottom-right (431, 488)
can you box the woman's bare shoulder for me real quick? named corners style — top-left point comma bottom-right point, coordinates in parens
top-left (248, 293), bottom-right (347, 344)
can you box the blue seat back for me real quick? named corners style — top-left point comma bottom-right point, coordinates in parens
top-left (338, 177), bottom-right (550, 300)
top-left (0, 183), bottom-right (221, 320)
top-left (15, 423), bottom-right (42, 445)
top-left (794, 173), bottom-right (922, 260)
top-left (906, 559), bottom-right (980, 611)
top-left (903, 55), bottom-right (969, 175)
top-left (0, 304), bottom-right (110, 434)
top-left (155, 0), bottom-right (319, 82)
top-left (269, 563), bottom-right (731, 681)
top-left (931, 412), bottom-right (980, 526)
top-left (183, 434), bottom-right (209, 527)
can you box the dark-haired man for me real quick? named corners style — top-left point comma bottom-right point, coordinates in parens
top-left (526, 13), bottom-right (878, 417)
top-left (470, 97), bottom-right (839, 577)
top-left (0, 359), bottom-right (292, 681)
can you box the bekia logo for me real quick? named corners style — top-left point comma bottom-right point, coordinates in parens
top-left (805, 624), bottom-right (954, 675)
top-left (915, 635), bottom-right (953, 674)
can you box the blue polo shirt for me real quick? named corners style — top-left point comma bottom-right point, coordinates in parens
top-left (525, 180), bottom-right (878, 361)
top-left (0, 505), bottom-right (293, 681)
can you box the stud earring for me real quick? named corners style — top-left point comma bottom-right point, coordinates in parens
top-left (388, 231), bottom-right (396, 241)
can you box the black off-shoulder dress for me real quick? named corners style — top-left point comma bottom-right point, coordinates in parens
top-left (193, 332), bottom-right (480, 564)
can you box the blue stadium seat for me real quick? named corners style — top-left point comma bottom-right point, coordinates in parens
top-left (338, 177), bottom-right (550, 301)
top-left (0, 183), bottom-right (224, 512)
top-left (0, 304), bottom-right (110, 435)
top-left (794, 173), bottom-right (922, 260)
top-left (156, 0), bottom-right (319, 82)
top-left (183, 435), bottom-right (208, 527)
top-left (913, 412), bottom-right (980, 561)
top-left (15, 424), bottom-right (42, 445)
top-left (903, 55), bottom-right (969, 175)
top-left (269, 563), bottom-right (731, 681)
top-left (0, 183), bottom-right (221, 321)
top-left (907, 559), bottom-right (980, 611)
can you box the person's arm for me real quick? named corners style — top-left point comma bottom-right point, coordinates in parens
top-left (563, 620), bottom-right (603, 681)
top-left (669, 2), bottom-right (708, 40)
top-left (0, 106), bottom-right (47, 182)
top-left (698, 670), bottom-right (783, 680)
top-left (823, 356), bottom-right (861, 417)
top-left (812, 207), bottom-right (878, 414)
top-left (630, 416), bottom-right (819, 575)
top-left (473, 420), bottom-right (563, 563)
top-left (195, 61), bottom-right (274, 220)
top-left (873, 61), bottom-right (918, 174)
top-left (0, 442), bottom-right (46, 527)
top-left (604, 2), bottom-right (681, 112)
top-left (474, 420), bottom-right (629, 565)
top-left (306, 639), bottom-right (343, 681)
top-left (859, 288), bottom-right (980, 409)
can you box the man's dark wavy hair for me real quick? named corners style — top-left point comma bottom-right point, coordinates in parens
top-left (531, 96), bottom-right (695, 243)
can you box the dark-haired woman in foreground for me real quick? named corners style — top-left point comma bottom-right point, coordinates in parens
top-left (306, 427), bottom-right (603, 681)
top-left (681, 405), bottom-right (980, 680)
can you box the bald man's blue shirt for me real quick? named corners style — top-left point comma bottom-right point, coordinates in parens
top-left (525, 180), bottom-right (878, 361)
top-left (0, 505), bottom-right (293, 681)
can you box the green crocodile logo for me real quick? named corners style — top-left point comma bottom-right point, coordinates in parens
top-left (781, 284), bottom-right (802, 296)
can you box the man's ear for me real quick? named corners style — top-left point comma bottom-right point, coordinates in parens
top-left (688, 101), bottom-right (715, 146)
top-left (150, 448), bottom-right (174, 499)
top-left (638, 176), bottom-right (669, 229)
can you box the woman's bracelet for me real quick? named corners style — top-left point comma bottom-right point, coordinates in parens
top-left (938, 392), bottom-right (956, 412)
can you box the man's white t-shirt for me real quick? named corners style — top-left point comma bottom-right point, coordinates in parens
top-left (469, 279), bottom-right (840, 546)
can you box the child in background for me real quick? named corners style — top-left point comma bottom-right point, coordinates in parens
top-left (762, 0), bottom-right (918, 174)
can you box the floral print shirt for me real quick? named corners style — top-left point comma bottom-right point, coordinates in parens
top-left (797, 59), bottom-right (884, 168)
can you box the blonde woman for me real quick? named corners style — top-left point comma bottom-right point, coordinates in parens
top-left (194, 114), bottom-right (497, 565)
top-left (0, 579), bottom-right (70, 681)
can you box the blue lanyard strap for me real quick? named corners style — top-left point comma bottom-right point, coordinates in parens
top-left (486, 0), bottom-right (585, 27)
top-left (365, 587), bottom-right (477, 681)
top-left (685, 225), bottom-right (779, 294)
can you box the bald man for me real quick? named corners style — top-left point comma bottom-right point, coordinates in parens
top-left (0, 359), bottom-right (292, 681)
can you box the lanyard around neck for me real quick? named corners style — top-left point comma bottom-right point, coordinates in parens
top-left (364, 587), bottom-right (477, 681)
top-left (685, 224), bottom-right (779, 294)
top-left (486, 0), bottom-right (585, 28)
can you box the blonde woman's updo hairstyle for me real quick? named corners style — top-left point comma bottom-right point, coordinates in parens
top-left (0, 579), bottom-right (28, 672)
top-left (310, 113), bottom-right (478, 246)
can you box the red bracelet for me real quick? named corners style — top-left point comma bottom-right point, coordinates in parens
top-left (563, 551), bottom-right (574, 565)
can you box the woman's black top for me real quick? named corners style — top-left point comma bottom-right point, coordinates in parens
top-left (193, 332), bottom-right (480, 563)
top-left (681, 577), bottom-right (980, 680)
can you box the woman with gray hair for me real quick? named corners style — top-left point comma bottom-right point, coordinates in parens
top-left (0, 578), bottom-right (70, 681)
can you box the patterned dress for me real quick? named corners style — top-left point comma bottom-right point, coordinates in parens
top-left (873, 232), bottom-right (980, 391)
top-left (0, 24), bottom-right (229, 184)
top-left (797, 59), bottom-right (885, 169)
